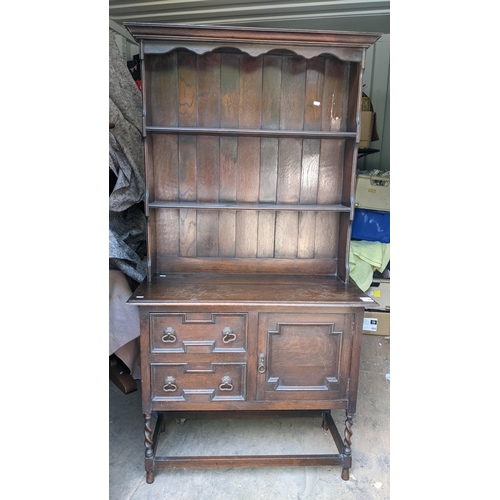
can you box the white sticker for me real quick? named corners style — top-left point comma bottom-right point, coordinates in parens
top-left (363, 318), bottom-right (378, 331)
top-left (360, 297), bottom-right (374, 302)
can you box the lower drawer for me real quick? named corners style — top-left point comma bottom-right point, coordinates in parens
top-left (151, 362), bottom-right (246, 403)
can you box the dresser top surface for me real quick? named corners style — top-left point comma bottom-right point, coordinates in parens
top-left (127, 274), bottom-right (376, 308)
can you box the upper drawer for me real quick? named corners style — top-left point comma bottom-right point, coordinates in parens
top-left (150, 312), bottom-right (248, 353)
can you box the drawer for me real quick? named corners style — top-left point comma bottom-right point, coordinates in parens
top-left (150, 312), bottom-right (247, 353)
top-left (151, 362), bottom-right (246, 402)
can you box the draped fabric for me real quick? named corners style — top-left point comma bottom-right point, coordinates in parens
top-left (109, 31), bottom-right (146, 283)
top-left (109, 31), bottom-right (146, 379)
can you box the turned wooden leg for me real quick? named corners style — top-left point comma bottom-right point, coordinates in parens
top-left (144, 414), bottom-right (155, 483)
top-left (342, 411), bottom-right (354, 480)
top-left (144, 414), bottom-right (154, 458)
top-left (321, 411), bottom-right (329, 431)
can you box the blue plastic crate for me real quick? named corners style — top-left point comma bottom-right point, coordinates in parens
top-left (352, 208), bottom-right (390, 243)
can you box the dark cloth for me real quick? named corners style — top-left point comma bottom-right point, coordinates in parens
top-left (109, 31), bottom-right (147, 283)
top-left (109, 205), bottom-right (147, 284)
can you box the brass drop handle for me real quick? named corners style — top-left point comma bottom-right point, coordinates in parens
top-left (219, 375), bottom-right (234, 391)
top-left (162, 327), bottom-right (176, 343)
top-left (222, 327), bottom-right (236, 343)
top-left (162, 376), bottom-right (177, 392)
top-left (258, 353), bottom-right (266, 373)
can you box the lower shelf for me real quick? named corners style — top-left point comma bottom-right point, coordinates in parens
top-left (144, 409), bottom-right (354, 483)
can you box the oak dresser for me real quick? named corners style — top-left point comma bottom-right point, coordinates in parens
top-left (125, 22), bottom-right (380, 483)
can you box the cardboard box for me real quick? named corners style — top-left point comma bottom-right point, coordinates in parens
top-left (359, 111), bottom-right (374, 148)
top-left (355, 173), bottom-right (390, 212)
top-left (363, 310), bottom-right (390, 336)
top-left (365, 279), bottom-right (390, 310)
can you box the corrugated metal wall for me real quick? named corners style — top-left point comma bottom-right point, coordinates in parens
top-left (359, 34), bottom-right (390, 171)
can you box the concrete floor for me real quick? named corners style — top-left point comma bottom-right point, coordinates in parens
top-left (109, 334), bottom-right (390, 500)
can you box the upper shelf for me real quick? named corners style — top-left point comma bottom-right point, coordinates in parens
top-left (146, 126), bottom-right (358, 139)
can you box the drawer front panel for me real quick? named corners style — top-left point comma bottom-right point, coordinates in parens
top-left (258, 313), bottom-right (353, 401)
top-left (151, 362), bottom-right (246, 402)
top-left (150, 312), bottom-right (247, 353)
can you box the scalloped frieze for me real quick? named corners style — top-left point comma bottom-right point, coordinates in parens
top-left (143, 41), bottom-right (362, 62)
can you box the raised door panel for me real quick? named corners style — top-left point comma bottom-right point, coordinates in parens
top-left (257, 312), bottom-right (353, 401)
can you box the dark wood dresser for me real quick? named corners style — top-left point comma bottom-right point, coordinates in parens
top-left (125, 22), bottom-right (380, 484)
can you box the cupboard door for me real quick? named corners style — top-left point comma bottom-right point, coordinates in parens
top-left (257, 313), bottom-right (353, 401)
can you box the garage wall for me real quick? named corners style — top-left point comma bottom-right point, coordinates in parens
top-left (359, 34), bottom-right (390, 171)
top-left (110, 20), bottom-right (139, 61)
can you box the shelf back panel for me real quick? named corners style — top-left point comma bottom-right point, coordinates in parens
top-left (142, 47), bottom-right (362, 278)
top-left (150, 208), bottom-right (340, 275)
top-left (146, 134), bottom-right (350, 204)
top-left (144, 51), bottom-right (359, 133)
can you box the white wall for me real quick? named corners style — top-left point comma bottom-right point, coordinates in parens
top-left (359, 34), bottom-right (390, 171)
top-left (109, 19), bottom-right (139, 61)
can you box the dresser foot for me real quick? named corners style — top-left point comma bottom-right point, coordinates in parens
top-left (341, 468), bottom-right (350, 480)
top-left (146, 471), bottom-right (154, 484)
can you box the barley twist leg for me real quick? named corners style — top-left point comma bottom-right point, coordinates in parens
top-left (144, 414), bottom-right (155, 483)
top-left (144, 414), bottom-right (154, 458)
top-left (341, 411), bottom-right (354, 480)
